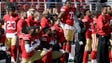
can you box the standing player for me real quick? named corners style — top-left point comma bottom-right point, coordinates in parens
top-left (91, 12), bottom-right (99, 63)
top-left (83, 9), bottom-right (93, 63)
top-left (57, 1), bottom-right (75, 63)
top-left (17, 11), bottom-right (27, 36)
top-left (96, 6), bottom-right (111, 63)
top-left (3, 6), bottom-right (19, 63)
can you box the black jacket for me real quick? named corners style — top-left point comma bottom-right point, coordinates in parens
top-left (74, 19), bottom-right (86, 42)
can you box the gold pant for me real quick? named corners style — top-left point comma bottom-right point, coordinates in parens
top-left (52, 51), bottom-right (63, 59)
top-left (22, 51), bottom-right (63, 63)
top-left (85, 39), bottom-right (92, 51)
top-left (6, 36), bottom-right (17, 47)
top-left (64, 29), bottom-right (74, 41)
top-left (21, 51), bottom-right (43, 63)
top-left (92, 34), bottom-right (98, 51)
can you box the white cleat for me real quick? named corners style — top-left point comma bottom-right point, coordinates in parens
top-left (91, 59), bottom-right (97, 63)
top-left (11, 57), bottom-right (16, 63)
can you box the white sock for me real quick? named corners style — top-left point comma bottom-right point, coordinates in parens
top-left (11, 57), bottom-right (16, 63)
top-left (91, 59), bottom-right (97, 63)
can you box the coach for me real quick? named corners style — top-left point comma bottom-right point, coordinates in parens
top-left (96, 6), bottom-right (111, 63)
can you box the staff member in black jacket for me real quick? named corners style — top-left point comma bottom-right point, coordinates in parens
top-left (74, 12), bottom-right (86, 63)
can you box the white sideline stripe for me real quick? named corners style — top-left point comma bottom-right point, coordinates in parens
top-left (0, 59), bottom-right (5, 63)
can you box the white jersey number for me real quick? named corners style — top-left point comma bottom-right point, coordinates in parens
top-left (69, 11), bottom-right (74, 20)
top-left (7, 21), bottom-right (16, 30)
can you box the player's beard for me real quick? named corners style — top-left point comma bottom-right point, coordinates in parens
top-left (11, 12), bottom-right (17, 17)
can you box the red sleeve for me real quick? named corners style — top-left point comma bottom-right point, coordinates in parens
top-left (61, 6), bottom-right (67, 12)
top-left (97, 16), bottom-right (103, 30)
top-left (3, 14), bottom-right (8, 22)
top-left (26, 16), bottom-right (33, 26)
top-left (40, 18), bottom-right (47, 28)
top-left (33, 20), bottom-right (40, 26)
top-left (54, 24), bottom-right (65, 43)
top-left (17, 19), bottom-right (24, 35)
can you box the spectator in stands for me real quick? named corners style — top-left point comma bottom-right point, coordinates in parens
top-left (22, 4), bottom-right (29, 12)
top-left (47, 0), bottom-right (59, 8)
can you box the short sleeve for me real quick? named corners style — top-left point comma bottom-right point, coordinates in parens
top-left (61, 6), bottom-right (67, 12)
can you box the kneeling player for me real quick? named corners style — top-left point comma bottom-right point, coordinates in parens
top-left (20, 26), bottom-right (42, 63)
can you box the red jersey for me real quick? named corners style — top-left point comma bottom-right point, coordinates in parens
top-left (41, 34), bottom-right (51, 44)
top-left (83, 15), bottom-right (93, 39)
top-left (92, 18), bottom-right (97, 34)
top-left (97, 15), bottom-right (111, 36)
top-left (106, 14), bottom-right (111, 21)
top-left (53, 24), bottom-right (66, 43)
top-left (17, 19), bottom-right (27, 36)
top-left (26, 16), bottom-right (34, 26)
top-left (83, 15), bottom-right (93, 30)
top-left (33, 20), bottom-right (40, 26)
top-left (20, 34), bottom-right (34, 59)
top-left (40, 17), bottom-right (51, 28)
top-left (61, 6), bottom-right (75, 26)
top-left (4, 14), bottom-right (19, 34)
